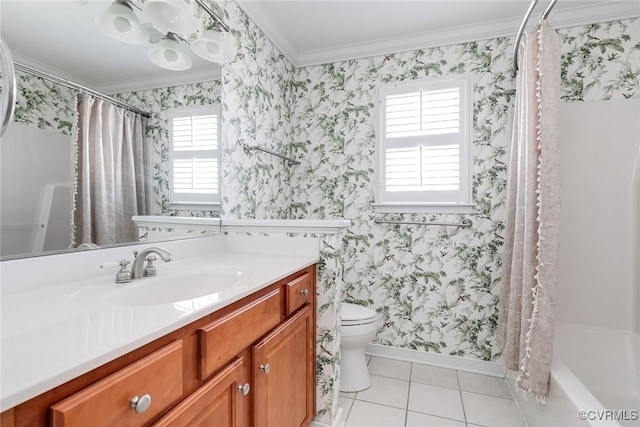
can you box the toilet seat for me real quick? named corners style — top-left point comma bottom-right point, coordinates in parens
top-left (341, 302), bottom-right (377, 326)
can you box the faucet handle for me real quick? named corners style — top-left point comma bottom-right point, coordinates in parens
top-left (116, 259), bottom-right (131, 284)
top-left (143, 255), bottom-right (157, 277)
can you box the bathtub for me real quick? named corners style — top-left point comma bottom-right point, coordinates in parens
top-left (509, 323), bottom-right (640, 427)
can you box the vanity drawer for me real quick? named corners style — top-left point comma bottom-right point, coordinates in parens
top-left (198, 289), bottom-right (281, 380)
top-left (50, 340), bottom-right (183, 427)
top-left (285, 272), bottom-right (314, 315)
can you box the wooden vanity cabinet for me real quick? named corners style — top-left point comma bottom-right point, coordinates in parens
top-left (1, 265), bottom-right (316, 427)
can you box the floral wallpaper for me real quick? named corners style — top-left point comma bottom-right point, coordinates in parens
top-left (291, 39), bottom-right (514, 363)
top-left (294, 18), bottom-right (639, 351)
top-left (218, 1), bottom-right (297, 220)
top-left (12, 70), bottom-right (75, 135)
top-left (560, 19), bottom-right (640, 101)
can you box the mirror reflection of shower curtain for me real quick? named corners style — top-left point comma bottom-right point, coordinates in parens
top-left (72, 94), bottom-right (148, 246)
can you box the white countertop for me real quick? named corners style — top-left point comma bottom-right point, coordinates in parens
top-left (0, 235), bottom-right (319, 410)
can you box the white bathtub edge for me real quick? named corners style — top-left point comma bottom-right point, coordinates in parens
top-left (509, 358), bottom-right (623, 427)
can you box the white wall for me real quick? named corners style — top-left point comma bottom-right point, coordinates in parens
top-left (557, 98), bottom-right (640, 333)
top-left (0, 123), bottom-right (73, 257)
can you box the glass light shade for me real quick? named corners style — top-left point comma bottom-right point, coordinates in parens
top-left (142, 0), bottom-right (196, 37)
top-left (191, 29), bottom-right (237, 64)
top-left (96, 1), bottom-right (149, 44)
top-left (148, 36), bottom-right (192, 71)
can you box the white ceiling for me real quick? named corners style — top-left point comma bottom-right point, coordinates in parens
top-left (238, 0), bottom-right (640, 66)
top-left (1, 0), bottom-right (638, 93)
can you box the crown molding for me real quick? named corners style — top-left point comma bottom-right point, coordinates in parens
top-left (237, 1), bottom-right (639, 68)
top-left (13, 52), bottom-right (221, 95)
top-left (96, 67), bottom-right (222, 94)
top-left (11, 54), bottom-right (95, 88)
top-left (235, 0), bottom-right (298, 65)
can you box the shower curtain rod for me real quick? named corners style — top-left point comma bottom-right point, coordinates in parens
top-left (14, 63), bottom-right (152, 118)
top-left (512, 0), bottom-right (559, 76)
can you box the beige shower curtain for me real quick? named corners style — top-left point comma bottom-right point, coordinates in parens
top-left (497, 21), bottom-right (561, 399)
top-left (72, 94), bottom-right (148, 246)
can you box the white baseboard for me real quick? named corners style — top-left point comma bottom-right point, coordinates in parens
top-left (365, 343), bottom-right (504, 377)
top-left (310, 407), bottom-right (346, 427)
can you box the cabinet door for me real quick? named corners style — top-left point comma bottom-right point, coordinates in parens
top-left (252, 305), bottom-right (314, 427)
top-left (154, 357), bottom-right (248, 427)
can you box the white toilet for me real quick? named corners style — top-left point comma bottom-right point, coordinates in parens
top-left (340, 302), bottom-right (379, 392)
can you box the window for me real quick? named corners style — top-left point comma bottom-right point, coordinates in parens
top-left (168, 106), bottom-right (220, 210)
top-left (375, 76), bottom-right (473, 213)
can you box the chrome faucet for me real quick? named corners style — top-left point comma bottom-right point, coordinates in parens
top-left (130, 247), bottom-right (172, 280)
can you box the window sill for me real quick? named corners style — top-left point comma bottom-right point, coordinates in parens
top-left (372, 203), bottom-right (475, 214)
top-left (168, 202), bottom-right (221, 212)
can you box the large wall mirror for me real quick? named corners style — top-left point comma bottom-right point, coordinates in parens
top-left (0, 0), bottom-right (225, 259)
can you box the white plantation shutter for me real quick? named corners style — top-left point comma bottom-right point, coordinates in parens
top-left (377, 77), bottom-right (472, 206)
top-left (385, 144), bottom-right (460, 192)
top-left (169, 106), bottom-right (220, 206)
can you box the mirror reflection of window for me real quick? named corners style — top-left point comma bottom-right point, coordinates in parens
top-left (168, 105), bottom-right (221, 212)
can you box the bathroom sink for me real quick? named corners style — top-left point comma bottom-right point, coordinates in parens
top-left (106, 266), bottom-right (258, 306)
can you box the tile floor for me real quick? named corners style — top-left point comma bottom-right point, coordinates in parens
top-left (340, 356), bottom-right (527, 427)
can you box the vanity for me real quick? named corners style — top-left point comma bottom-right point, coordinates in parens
top-left (0, 235), bottom-right (319, 426)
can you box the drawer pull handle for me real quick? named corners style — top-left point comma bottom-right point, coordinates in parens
top-left (129, 394), bottom-right (152, 414)
top-left (259, 363), bottom-right (271, 374)
top-left (237, 383), bottom-right (251, 396)
top-left (299, 289), bottom-right (309, 297)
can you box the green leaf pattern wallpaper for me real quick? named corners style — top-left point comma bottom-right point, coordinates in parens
top-left (218, 1), bottom-right (297, 220)
top-left (13, 71), bottom-right (76, 134)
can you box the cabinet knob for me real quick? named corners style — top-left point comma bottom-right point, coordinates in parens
top-left (237, 383), bottom-right (251, 396)
top-left (259, 363), bottom-right (271, 374)
top-left (299, 289), bottom-right (309, 297)
top-left (129, 394), bottom-right (152, 414)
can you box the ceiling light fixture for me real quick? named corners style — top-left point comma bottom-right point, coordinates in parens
top-left (148, 33), bottom-right (193, 71)
top-left (96, 0), bottom-right (235, 70)
top-left (191, 25), bottom-right (236, 64)
top-left (95, 0), bottom-right (149, 45)
top-left (142, 0), bottom-right (196, 37)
